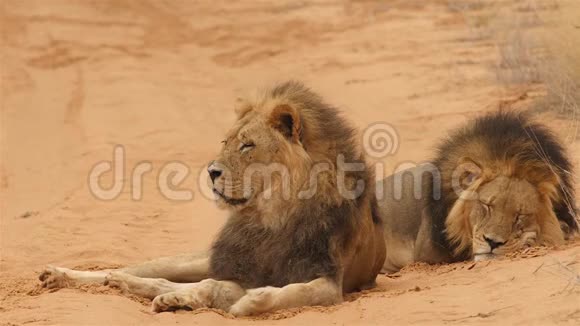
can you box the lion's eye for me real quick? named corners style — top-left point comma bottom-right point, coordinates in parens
top-left (516, 214), bottom-right (529, 223)
top-left (481, 202), bottom-right (492, 214)
top-left (239, 142), bottom-right (255, 152)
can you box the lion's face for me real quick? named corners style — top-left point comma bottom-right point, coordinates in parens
top-left (208, 104), bottom-right (308, 211)
top-left (439, 112), bottom-right (574, 262)
top-left (469, 177), bottom-right (541, 261)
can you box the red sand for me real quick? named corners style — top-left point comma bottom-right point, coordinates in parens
top-left (1, 1), bottom-right (579, 325)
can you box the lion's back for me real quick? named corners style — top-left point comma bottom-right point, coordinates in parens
top-left (377, 164), bottom-right (454, 273)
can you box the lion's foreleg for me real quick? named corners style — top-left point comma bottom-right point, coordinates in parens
top-left (228, 277), bottom-right (342, 316)
top-left (38, 266), bottom-right (113, 289)
top-left (39, 252), bottom-right (209, 289)
top-left (152, 279), bottom-right (246, 312)
top-left (120, 252), bottom-right (209, 282)
top-left (104, 271), bottom-right (197, 299)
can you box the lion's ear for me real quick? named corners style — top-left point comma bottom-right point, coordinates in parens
top-left (537, 180), bottom-right (559, 202)
top-left (235, 102), bottom-right (253, 120)
top-left (454, 157), bottom-right (483, 191)
top-left (268, 104), bottom-right (302, 143)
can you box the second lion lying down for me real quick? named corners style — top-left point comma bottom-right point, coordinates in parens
top-left (39, 82), bottom-right (578, 315)
top-left (380, 111), bottom-right (578, 272)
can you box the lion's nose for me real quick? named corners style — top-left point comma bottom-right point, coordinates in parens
top-left (207, 162), bottom-right (223, 183)
top-left (483, 235), bottom-right (506, 250)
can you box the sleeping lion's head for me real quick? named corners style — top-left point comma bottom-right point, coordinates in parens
top-left (431, 111), bottom-right (578, 261)
top-left (469, 177), bottom-right (543, 259)
top-left (207, 81), bottom-right (369, 223)
top-left (451, 174), bottom-right (560, 261)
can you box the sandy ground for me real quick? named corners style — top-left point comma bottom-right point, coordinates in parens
top-left (1, 0), bottom-right (579, 325)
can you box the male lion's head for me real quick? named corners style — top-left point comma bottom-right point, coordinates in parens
top-left (431, 111), bottom-right (578, 261)
top-left (469, 177), bottom-right (543, 259)
top-left (448, 173), bottom-right (564, 261)
top-left (208, 102), bottom-right (303, 210)
top-left (207, 81), bottom-right (369, 225)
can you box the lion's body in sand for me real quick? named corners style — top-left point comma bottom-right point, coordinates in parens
top-left (208, 81), bottom-right (385, 293)
top-left (39, 81), bottom-right (386, 316)
top-left (379, 111), bottom-right (578, 273)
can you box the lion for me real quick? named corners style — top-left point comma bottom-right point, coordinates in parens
top-left (379, 111), bottom-right (578, 273)
top-left (38, 81), bottom-right (386, 316)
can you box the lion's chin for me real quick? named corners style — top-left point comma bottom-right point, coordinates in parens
top-left (473, 253), bottom-right (496, 262)
top-left (213, 189), bottom-right (250, 207)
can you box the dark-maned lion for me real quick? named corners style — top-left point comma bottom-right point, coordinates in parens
top-left (39, 81), bottom-right (386, 316)
top-left (380, 111), bottom-right (578, 272)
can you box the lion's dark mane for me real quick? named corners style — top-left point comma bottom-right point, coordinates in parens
top-left (428, 111), bottom-right (577, 257)
top-left (208, 81), bottom-right (378, 289)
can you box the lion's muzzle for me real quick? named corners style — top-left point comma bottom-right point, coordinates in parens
top-left (208, 161), bottom-right (223, 184)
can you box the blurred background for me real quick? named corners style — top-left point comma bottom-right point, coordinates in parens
top-left (1, 1), bottom-right (579, 325)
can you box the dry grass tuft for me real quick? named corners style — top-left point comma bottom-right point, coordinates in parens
top-left (447, 0), bottom-right (580, 121)
top-left (453, 0), bottom-right (580, 142)
top-left (527, 0), bottom-right (580, 144)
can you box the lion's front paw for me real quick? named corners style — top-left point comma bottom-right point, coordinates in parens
top-left (104, 271), bottom-right (131, 292)
top-left (38, 266), bottom-right (73, 289)
top-left (229, 287), bottom-right (279, 317)
top-left (152, 291), bottom-right (196, 313)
